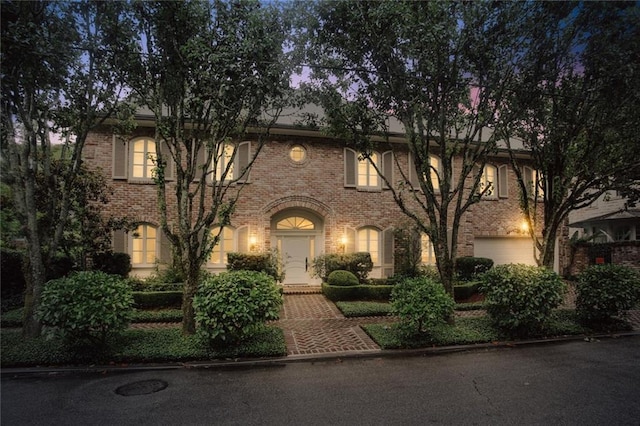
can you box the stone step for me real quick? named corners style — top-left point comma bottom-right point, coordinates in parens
top-left (281, 285), bottom-right (322, 295)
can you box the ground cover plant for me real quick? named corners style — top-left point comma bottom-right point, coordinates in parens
top-left (1, 307), bottom-right (184, 326)
top-left (0, 326), bottom-right (286, 367)
top-left (336, 301), bottom-right (392, 317)
top-left (363, 310), bottom-right (598, 350)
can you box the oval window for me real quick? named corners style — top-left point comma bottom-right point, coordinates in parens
top-left (289, 145), bottom-right (307, 163)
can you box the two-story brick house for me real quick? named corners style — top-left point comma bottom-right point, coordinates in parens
top-left (83, 107), bottom-right (537, 284)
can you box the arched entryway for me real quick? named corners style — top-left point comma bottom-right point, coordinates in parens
top-left (271, 209), bottom-right (324, 285)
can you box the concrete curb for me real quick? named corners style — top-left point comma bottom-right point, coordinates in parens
top-left (3, 331), bottom-right (639, 378)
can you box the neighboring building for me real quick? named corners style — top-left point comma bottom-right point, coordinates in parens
top-left (83, 108), bottom-right (538, 284)
top-left (559, 192), bottom-right (640, 275)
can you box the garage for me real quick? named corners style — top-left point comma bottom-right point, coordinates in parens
top-left (474, 237), bottom-right (536, 266)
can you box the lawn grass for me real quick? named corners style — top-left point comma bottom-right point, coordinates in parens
top-left (0, 326), bottom-right (286, 367)
top-left (363, 310), bottom-right (612, 350)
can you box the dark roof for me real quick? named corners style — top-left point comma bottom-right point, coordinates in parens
top-left (568, 209), bottom-right (640, 228)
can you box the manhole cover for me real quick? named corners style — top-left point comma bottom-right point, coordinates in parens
top-left (115, 379), bottom-right (168, 396)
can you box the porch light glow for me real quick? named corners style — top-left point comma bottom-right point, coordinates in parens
top-left (520, 221), bottom-right (529, 234)
top-left (249, 236), bottom-right (257, 251)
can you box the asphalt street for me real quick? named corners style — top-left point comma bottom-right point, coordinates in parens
top-left (2, 336), bottom-right (639, 425)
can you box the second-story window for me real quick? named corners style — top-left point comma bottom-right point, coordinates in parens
top-left (345, 148), bottom-right (392, 190)
top-left (480, 165), bottom-right (497, 199)
top-left (358, 152), bottom-right (379, 188)
top-left (215, 143), bottom-right (235, 182)
top-left (131, 138), bottom-right (156, 180)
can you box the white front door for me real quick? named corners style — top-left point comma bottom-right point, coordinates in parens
top-left (281, 236), bottom-right (313, 284)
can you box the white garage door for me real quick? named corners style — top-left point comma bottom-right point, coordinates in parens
top-left (474, 237), bottom-right (536, 266)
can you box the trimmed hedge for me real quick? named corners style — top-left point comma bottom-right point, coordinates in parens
top-left (455, 256), bottom-right (493, 281)
top-left (132, 291), bottom-right (182, 309)
top-left (311, 252), bottom-right (373, 282)
top-left (92, 251), bottom-right (131, 278)
top-left (227, 251), bottom-right (283, 282)
top-left (322, 283), bottom-right (394, 301)
top-left (454, 281), bottom-right (482, 300)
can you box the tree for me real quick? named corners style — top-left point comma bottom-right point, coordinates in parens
top-left (1, 1), bottom-right (134, 337)
top-left (125, 1), bottom-right (292, 334)
top-left (297, 1), bottom-right (529, 296)
top-left (503, 2), bottom-right (640, 269)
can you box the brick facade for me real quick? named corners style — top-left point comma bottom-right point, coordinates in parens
top-left (84, 121), bottom-right (536, 280)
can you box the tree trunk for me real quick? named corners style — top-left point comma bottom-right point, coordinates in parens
top-left (181, 262), bottom-right (200, 335)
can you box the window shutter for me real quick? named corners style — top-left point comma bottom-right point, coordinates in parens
top-left (345, 227), bottom-right (356, 253)
top-left (381, 151), bottom-right (393, 189)
top-left (237, 226), bottom-right (249, 253)
top-left (344, 148), bottom-right (357, 187)
top-left (194, 144), bottom-right (207, 182)
top-left (408, 152), bottom-right (421, 188)
top-left (112, 229), bottom-right (126, 253)
top-left (236, 142), bottom-right (251, 183)
top-left (498, 165), bottom-right (509, 198)
top-left (159, 229), bottom-right (173, 264)
top-left (382, 227), bottom-right (394, 277)
top-left (158, 141), bottom-right (174, 181)
top-left (112, 136), bottom-right (127, 179)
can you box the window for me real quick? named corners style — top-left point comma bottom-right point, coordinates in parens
top-left (131, 224), bottom-right (157, 266)
top-left (344, 148), bottom-right (392, 190)
top-left (357, 227), bottom-right (380, 264)
top-left (480, 165), bottom-right (497, 199)
top-left (358, 152), bottom-right (379, 188)
top-left (408, 153), bottom-right (443, 192)
top-left (289, 145), bottom-right (307, 163)
top-left (215, 143), bottom-right (235, 182)
top-left (614, 225), bottom-right (632, 241)
top-left (421, 234), bottom-right (436, 265)
top-left (210, 227), bottom-right (235, 265)
top-left (522, 166), bottom-right (543, 199)
top-left (205, 141), bottom-right (251, 183)
top-left (131, 138), bottom-right (156, 179)
top-left (276, 217), bottom-right (315, 230)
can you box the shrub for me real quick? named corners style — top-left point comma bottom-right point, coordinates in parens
top-left (321, 283), bottom-right (394, 301)
top-left (46, 253), bottom-right (75, 281)
top-left (480, 264), bottom-right (566, 336)
top-left (454, 281), bottom-right (482, 301)
top-left (193, 270), bottom-right (282, 344)
top-left (575, 264), bottom-right (640, 324)
top-left (311, 252), bottom-right (373, 282)
top-left (92, 251), bottom-right (131, 277)
top-left (455, 256), bottom-right (493, 281)
top-left (227, 251), bottom-right (284, 282)
top-left (37, 271), bottom-right (134, 345)
top-left (327, 270), bottom-right (359, 286)
top-left (391, 276), bottom-right (455, 336)
top-left (0, 248), bottom-right (25, 302)
top-left (132, 291), bottom-right (183, 309)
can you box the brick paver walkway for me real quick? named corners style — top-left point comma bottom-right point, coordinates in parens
top-left (273, 294), bottom-right (386, 356)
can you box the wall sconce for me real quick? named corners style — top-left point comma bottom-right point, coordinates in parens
top-left (249, 236), bottom-right (257, 252)
top-left (339, 235), bottom-right (348, 253)
top-left (520, 220), bottom-right (529, 234)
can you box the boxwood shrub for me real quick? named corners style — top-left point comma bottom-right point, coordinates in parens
top-left (227, 251), bottom-right (283, 282)
top-left (455, 256), bottom-right (493, 281)
top-left (327, 270), bottom-right (359, 286)
top-left (37, 271), bottom-right (134, 345)
top-left (481, 264), bottom-right (566, 336)
top-left (322, 283), bottom-right (394, 301)
top-left (132, 291), bottom-right (183, 309)
top-left (311, 252), bottom-right (373, 282)
top-left (454, 281), bottom-right (482, 301)
top-left (193, 270), bottom-right (282, 345)
top-left (576, 264), bottom-right (640, 325)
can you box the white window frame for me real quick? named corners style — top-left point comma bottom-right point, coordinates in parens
top-left (480, 164), bottom-right (498, 199)
top-left (130, 224), bottom-right (158, 267)
top-left (209, 226), bottom-right (236, 266)
top-left (421, 233), bottom-right (436, 265)
top-left (129, 138), bottom-right (157, 181)
top-left (357, 227), bottom-right (380, 265)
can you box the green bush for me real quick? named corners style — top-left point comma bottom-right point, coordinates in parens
top-left (92, 251), bottom-right (131, 277)
top-left (321, 283), bottom-right (394, 301)
top-left (311, 252), bottom-right (373, 282)
top-left (576, 264), bottom-right (640, 324)
top-left (0, 248), bottom-right (25, 304)
top-left (327, 270), bottom-right (359, 286)
top-left (391, 276), bottom-right (455, 336)
top-left (335, 301), bottom-right (391, 317)
top-left (127, 278), bottom-right (183, 292)
top-left (456, 256), bottom-right (494, 281)
top-left (480, 264), bottom-right (566, 336)
top-left (132, 291), bottom-right (183, 309)
top-left (454, 281), bottom-right (482, 301)
top-left (227, 251), bottom-right (284, 282)
top-left (46, 253), bottom-right (76, 281)
top-left (193, 270), bottom-right (282, 344)
top-left (37, 271), bottom-right (134, 345)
